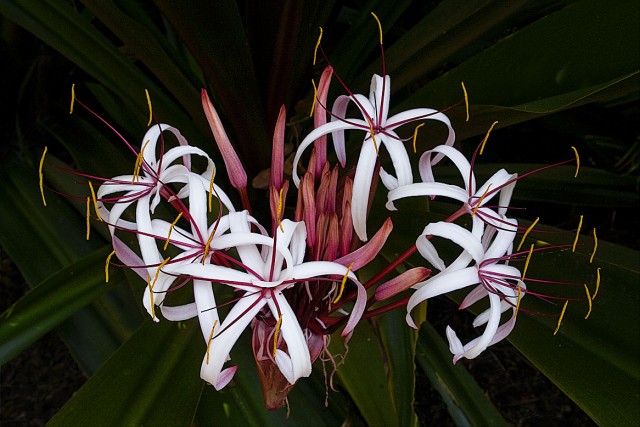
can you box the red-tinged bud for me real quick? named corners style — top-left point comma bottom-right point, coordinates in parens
top-left (201, 89), bottom-right (247, 191)
top-left (316, 164), bottom-right (338, 215)
top-left (335, 217), bottom-right (393, 271)
top-left (313, 66), bottom-right (334, 177)
top-left (325, 213), bottom-right (340, 261)
top-left (375, 267), bottom-right (432, 301)
top-left (271, 105), bottom-right (286, 192)
top-left (339, 177), bottom-right (354, 256)
top-left (301, 174), bottom-right (316, 247)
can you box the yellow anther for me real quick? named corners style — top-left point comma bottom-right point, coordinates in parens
top-left (310, 79), bottom-right (318, 117)
top-left (592, 267), bottom-right (601, 300)
top-left (88, 181), bottom-right (103, 222)
top-left (145, 89), bottom-right (153, 126)
top-left (39, 147), bottom-right (48, 207)
top-left (514, 284), bottom-right (522, 317)
top-left (313, 27), bottom-right (323, 65)
top-left (69, 84), bottom-right (75, 114)
top-left (571, 146), bottom-right (580, 178)
top-left (85, 197), bottom-right (91, 240)
top-left (471, 184), bottom-right (492, 216)
top-left (517, 217), bottom-right (539, 251)
top-left (371, 12), bottom-right (383, 45)
top-left (479, 121), bottom-right (498, 155)
top-left (276, 187), bottom-right (285, 232)
top-left (208, 168), bottom-right (216, 212)
top-left (521, 243), bottom-right (535, 281)
top-left (132, 140), bottom-right (150, 183)
top-left (146, 273), bottom-right (156, 320)
top-left (583, 284), bottom-right (592, 320)
top-left (152, 257), bottom-right (171, 289)
top-left (412, 123), bottom-right (425, 154)
top-left (554, 300), bottom-right (569, 336)
top-left (272, 314), bottom-right (283, 358)
top-left (590, 228), bottom-right (598, 264)
top-left (461, 82), bottom-right (469, 122)
top-left (334, 262), bottom-right (354, 303)
top-left (572, 215), bottom-right (583, 252)
top-left (206, 320), bottom-right (219, 365)
top-left (202, 228), bottom-right (216, 264)
top-left (365, 116), bottom-right (379, 155)
top-left (164, 212), bottom-right (183, 250)
top-left (105, 250), bottom-right (116, 283)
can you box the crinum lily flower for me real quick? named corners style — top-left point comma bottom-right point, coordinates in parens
top-left (379, 217), bottom-right (524, 363)
top-left (293, 72), bottom-right (455, 242)
top-left (96, 124), bottom-right (236, 318)
top-left (161, 210), bottom-right (366, 390)
top-left (386, 144), bottom-right (518, 231)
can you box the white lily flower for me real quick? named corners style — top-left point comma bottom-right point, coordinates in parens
top-left (407, 217), bottom-right (524, 363)
top-left (387, 144), bottom-right (517, 231)
top-left (96, 125), bottom-right (237, 319)
top-left (162, 211), bottom-right (365, 389)
top-left (292, 74), bottom-right (455, 241)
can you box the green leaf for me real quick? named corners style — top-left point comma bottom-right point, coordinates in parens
top-left (153, 0), bottom-right (271, 175)
top-left (333, 319), bottom-right (401, 426)
top-left (506, 230), bottom-right (640, 425)
top-left (416, 322), bottom-right (509, 427)
top-left (0, 0), bottom-right (203, 141)
top-left (49, 319), bottom-right (204, 426)
top-left (0, 246), bottom-right (122, 366)
top-left (0, 152), bottom-right (141, 373)
top-left (399, 0), bottom-right (640, 139)
top-left (375, 309), bottom-right (420, 427)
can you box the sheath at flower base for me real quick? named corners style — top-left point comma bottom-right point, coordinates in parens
top-left (292, 73), bottom-right (456, 242)
top-left (386, 144), bottom-right (518, 231)
top-left (161, 211), bottom-right (366, 391)
top-left (379, 217), bottom-right (524, 363)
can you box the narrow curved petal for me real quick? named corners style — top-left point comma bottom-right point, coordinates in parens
top-left (406, 267), bottom-right (479, 328)
top-left (292, 120), bottom-right (368, 186)
top-left (267, 293), bottom-right (312, 384)
top-left (351, 138), bottom-right (378, 241)
top-left (201, 292), bottom-right (266, 389)
top-left (422, 222), bottom-right (485, 264)
top-left (386, 182), bottom-right (468, 211)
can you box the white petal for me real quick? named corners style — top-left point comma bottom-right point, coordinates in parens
top-left (445, 326), bottom-right (464, 355)
top-left (380, 131), bottom-right (413, 187)
top-left (351, 138), bottom-right (378, 241)
top-left (369, 75), bottom-right (390, 125)
top-left (418, 145), bottom-right (473, 194)
top-left (415, 234), bottom-right (446, 271)
top-left (422, 222), bottom-right (485, 264)
top-left (406, 267), bottom-right (479, 327)
top-left (386, 182), bottom-right (468, 211)
top-left (292, 120), bottom-right (367, 186)
top-left (459, 293), bottom-right (502, 359)
top-left (194, 279), bottom-right (220, 342)
top-left (161, 303), bottom-right (198, 321)
top-left (201, 292), bottom-right (266, 389)
top-left (267, 293), bottom-right (312, 384)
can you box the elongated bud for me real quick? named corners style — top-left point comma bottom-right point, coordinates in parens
top-left (202, 89), bottom-right (247, 190)
top-left (271, 105), bottom-right (286, 191)
top-left (375, 267), bottom-right (432, 301)
top-left (313, 67), bottom-right (333, 177)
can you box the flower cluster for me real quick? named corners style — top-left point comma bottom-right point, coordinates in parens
top-left (44, 19), bottom-right (597, 410)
